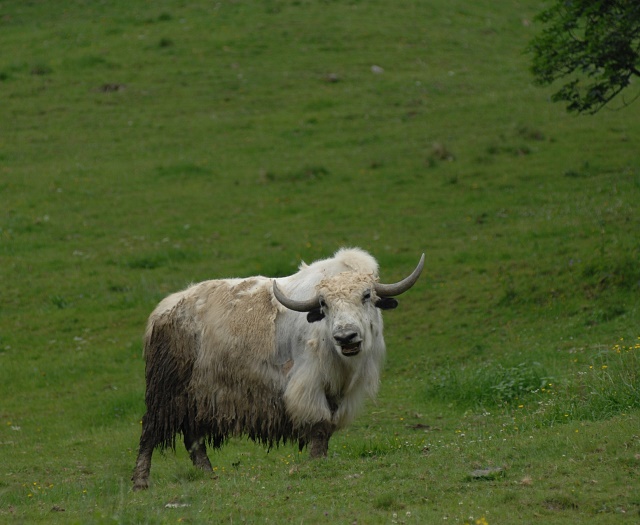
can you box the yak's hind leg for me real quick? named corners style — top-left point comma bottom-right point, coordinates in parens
top-left (132, 414), bottom-right (156, 491)
top-left (133, 309), bottom-right (199, 490)
top-left (308, 420), bottom-right (335, 458)
top-left (183, 420), bottom-right (212, 472)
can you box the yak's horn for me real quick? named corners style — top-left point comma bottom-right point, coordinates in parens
top-left (374, 254), bottom-right (425, 297)
top-left (272, 281), bottom-right (321, 312)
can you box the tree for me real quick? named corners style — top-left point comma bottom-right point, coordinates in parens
top-left (529, 1), bottom-right (640, 114)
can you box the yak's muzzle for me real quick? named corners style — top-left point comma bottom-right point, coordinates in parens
top-left (333, 326), bottom-right (362, 356)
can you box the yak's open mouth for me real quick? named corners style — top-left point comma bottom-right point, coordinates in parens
top-left (340, 342), bottom-right (362, 356)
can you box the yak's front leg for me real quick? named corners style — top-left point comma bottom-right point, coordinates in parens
top-left (308, 420), bottom-right (335, 458)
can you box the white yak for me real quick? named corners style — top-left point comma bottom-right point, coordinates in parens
top-left (132, 248), bottom-right (424, 490)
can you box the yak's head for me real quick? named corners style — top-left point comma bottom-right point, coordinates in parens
top-left (273, 254), bottom-right (424, 357)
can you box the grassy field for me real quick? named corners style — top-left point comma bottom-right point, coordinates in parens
top-left (1, 0), bottom-right (639, 523)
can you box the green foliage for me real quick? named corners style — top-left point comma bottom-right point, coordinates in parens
top-left (527, 339), bottom-right (640, 428)
top-left (529, 0), bottom-right (640, 113)
top-left (427, 361), bottom-right (553, 408)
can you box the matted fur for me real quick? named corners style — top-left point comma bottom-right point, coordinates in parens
top-left (133, 247), bottom-right (405, 489)
top-left (144, 278), bottom-right (296, 449)
top-left (142, 307), bottom-right (199, 450)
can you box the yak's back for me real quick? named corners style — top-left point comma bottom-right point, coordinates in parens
top-left (300, 247), bottom-right (379, 276)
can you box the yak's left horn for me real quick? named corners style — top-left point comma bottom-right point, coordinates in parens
top-left (374, 254), bottom-right (425, 297)
top-left (272, 281), bottom-right (321, 312)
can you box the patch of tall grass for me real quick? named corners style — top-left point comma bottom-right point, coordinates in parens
top-left (428, 338), bottom-right (640, 431)
top-left (426, 360), bottom-right (552, 408)
top-left (520, 338), bottom-right (640, 429)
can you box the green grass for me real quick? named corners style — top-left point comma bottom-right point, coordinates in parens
top-left (1, 0), bottom-right (639, 523)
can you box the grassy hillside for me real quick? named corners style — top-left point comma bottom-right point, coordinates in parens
top-left (1, 0), bottom-right (638, 523)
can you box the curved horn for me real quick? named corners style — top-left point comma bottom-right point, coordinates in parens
top-left (272, 281), bottom-right (321, 312)
top-left (374, 253), bottom-right (425, 297)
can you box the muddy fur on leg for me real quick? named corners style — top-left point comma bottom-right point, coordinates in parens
top-left (132, 310), bottom-right (198, 489)
top-left (308, 420), bottom-right (335, 458)
top-left (183, 419), bottom-right (212, 471)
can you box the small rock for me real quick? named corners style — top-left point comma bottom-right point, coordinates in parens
top-left (467, 467), bottom-right (504, 481)
top-left (165, 502), bottom-right (191, 508)
top-left (97, 83), bottom-right (126, 93)
top-left (324, 73), bottom-right (340, 83)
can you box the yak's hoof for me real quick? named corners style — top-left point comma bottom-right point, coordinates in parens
top-left (196, 460), bottom-right (213, 472)
top-left (309, 442), bottom-right (329, 458)
top-left (132, 478), bottom-right (149, 491)
top-left (189, 450), bottom-right (213, 472)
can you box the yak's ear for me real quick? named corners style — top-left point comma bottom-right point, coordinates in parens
top-left (307, 309), bottom-right (325, 323)
top-left (375, 297), bottom-right (398, 310)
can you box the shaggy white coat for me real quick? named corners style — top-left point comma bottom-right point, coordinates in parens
top-left (146, 247), bottom-right (386, 435)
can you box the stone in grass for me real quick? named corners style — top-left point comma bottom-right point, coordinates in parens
top-left (467, 467), bottom-right (505, 481)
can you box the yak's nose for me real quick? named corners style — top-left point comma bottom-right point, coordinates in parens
top-left (333, 325), bottom-right (360, 345)
top-left (333, 324), bottom-right (360, 346)
top-left (333, 325), bottom-right (362, 356)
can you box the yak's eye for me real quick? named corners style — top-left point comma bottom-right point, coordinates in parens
top-left (319, 298), bottom-right (327, 309)
top-left (362, 291), bottom-right (371, 303)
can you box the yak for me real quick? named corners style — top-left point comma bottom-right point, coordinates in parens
top-left (132, 247), bottom-right (424, 490)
